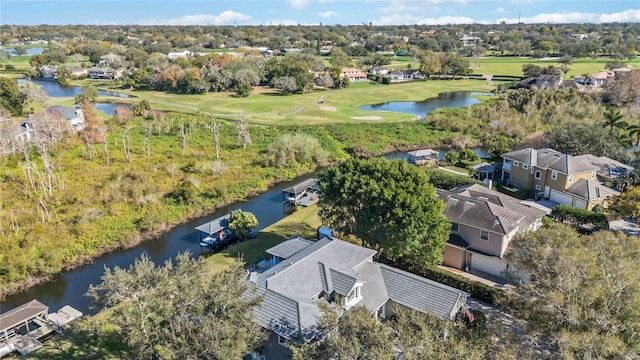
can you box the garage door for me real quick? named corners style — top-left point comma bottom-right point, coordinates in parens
top-left (573, 199), bottom-right (587, 209)
top-left (550, 189), bottom-right (573, 206)
top-left (470, 252), bottom-right (507, 277)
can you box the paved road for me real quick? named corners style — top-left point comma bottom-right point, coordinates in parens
top-left (609, 218), bottom-right (640, 236)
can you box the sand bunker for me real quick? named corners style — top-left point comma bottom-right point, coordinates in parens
top-left (319, 105), bottom-right (337, 111)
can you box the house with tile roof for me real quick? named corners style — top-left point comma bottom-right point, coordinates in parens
top-left (340, 68), bottom-right (368, 82)
top-left (246, 237), bottom-right (468, 356)
top-left (501, 148), bottom-right (619, 210)
top-left (437, 184), bottom-right (546, 278)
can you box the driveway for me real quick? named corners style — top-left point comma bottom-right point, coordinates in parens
top-left (609, 218), bottom-right (640, 236)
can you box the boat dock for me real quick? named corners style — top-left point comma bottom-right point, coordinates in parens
top-left (195, 214), bottom-right (231, 241)
top-left (0, 300), bottom-right (82, 357)
top-left (282, 178), bottom-right (320, 207)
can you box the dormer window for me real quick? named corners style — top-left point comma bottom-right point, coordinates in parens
top-left (591, 171), bottom-right (596, 179)
top-left (513, 161), bottom-right (519, 167)
top-left (522, 164), bottom-right (529, 170)
top-left (344, 285), bottom-right (362, 308)
top-left (568, 175), bottom-right (573, 183)
top-left (551, 171), bottom-right (558, 180)
top-left (534, 170), bottom-right (541, 180)
top-left (451, 222), bottom-right (459, 233)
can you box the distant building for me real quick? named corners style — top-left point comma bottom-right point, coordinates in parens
top-left (340, 68), bottom-right (368, 82)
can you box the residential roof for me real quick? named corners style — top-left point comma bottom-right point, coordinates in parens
top-left (0, 300), bottom-right (48, 333)
top-left (437, 184), bottom-right (546, 236)
top-left (195, 214), bottom-right (230, 235)
top-left (565, 179), bottom-right (619, 200)
top-left (408, 149), bottom-right (439, 158)
top-left (282, 178), bottom-right (319, 195)
top-left (380, 264), bottom-right (466, 320)
top-left (590, 70), bottom-right (613, 80)
top-left (47, 105), bottom-right (79, 121)
top-left (447, 233), bottom-right (469, 249)
top-left (341, 68), bottom-right (365, 73)
top-left (248, 237), bottom-right (468, 339)
top-left (502, 148), bottom-right (598, 174)
top-left (574, 154), bottom-right (634, 180)
top-left (472, 162), bottom-right (496, 173)
top-left (537, 74), bottom-right (562, 82)
top-left (266, 237), bottom-right (315, 259)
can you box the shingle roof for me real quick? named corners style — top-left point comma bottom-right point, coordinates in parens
top-left (574, 154), bottom-right (634, 180)
top-left (447, 233), bottom-right (469, 248)
top-left (248, 237), bottom-right (468, 339)
top-left (48, 105), bottom-right (78, 121)
top-left (282, 178), bottom-right (319, 195)
top-left (408, 149), bottom-right (439, 158)
top-left (438, 184), bottom-right (546, 235)
top-left (502, 148), bottom-right (598, 174)
top-left (266, 237), bottom-right (314, 259)
top-left (379, 264), bottom-right (467, 320)
top-left (472, 162), bottom-right (496, 173)
top-left (564, 179), bottom-right (619, 200)
top-left (0, 300), bottom-right (48, 333)
top-left (195, 214), bottom-right (230, 235)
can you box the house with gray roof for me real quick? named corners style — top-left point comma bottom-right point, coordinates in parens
top-left (437, 183), bottom-right (546, 279)
top-left (501, 148), bottom-right (618, 210)
top-left (246, 237), bottom-right (468, 354)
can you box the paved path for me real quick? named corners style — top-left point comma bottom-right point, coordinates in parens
top-left (609, 218), bottom-right (640, 236)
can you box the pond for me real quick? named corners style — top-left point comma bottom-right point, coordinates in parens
top-left (359, 91), bottom-right (493, 118)
top-left (1, 47), bottom-right (45, 55)
top-left (95, 102), bottom-right (131, 115)
top-left (16, 78), bottom-right (132, 98)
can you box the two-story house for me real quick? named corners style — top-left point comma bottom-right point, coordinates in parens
top-left (340, 68), bottom-right (368, 82)
top-left (438, 184), bottom-right (546, 279)
top-left (501, 148), bottom-right (619, 210)
top-left (246, 237), bottom-right (468, 358)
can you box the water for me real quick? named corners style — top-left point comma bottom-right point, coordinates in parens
top-left (1, 47), bottom-right (45, 55)
top-left (359, 91), bottom-right (493, 118)
top-left (95, 103), bottom-right (131, 115)
top-left (16, 78), bottom-right (131, 98)
top-left (0, 174), bottom-right (318, 315)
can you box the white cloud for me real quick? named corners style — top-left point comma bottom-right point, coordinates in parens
top-left (318, 0), bottom-right (334, 3)
top-left (493, 7), bottom-right (507, 14)
top-left (373, 14), bottom-right (476, 25)
top-left (289, 0), bottom-right (310, 10)
top-left (139, 11), bottom-right (254, 25)
top-left (318, 10), bottom-right (341, 18)
top-left (497, 9), bottom-right (640, 24)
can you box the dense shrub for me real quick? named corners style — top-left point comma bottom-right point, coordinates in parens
top-left (550, 204), bottom-right (609, 232)
top-left (4, 64), bottom-right (15, 70)
top-left (425, 169), bottom-right (480, 190)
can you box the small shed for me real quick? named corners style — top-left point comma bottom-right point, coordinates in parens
top-left (472, 162), bottom-right (496, 180)
top-left (195, 214), bottom-right (230, 240)
top-left (407, 149), bottom-right (439, 166)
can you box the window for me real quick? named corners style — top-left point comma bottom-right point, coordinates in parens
top-left (480, 230), bottom-right (489, 241)
top-left (535, 184), bottom-right (541, 191)
top-left (522, 164), bottom-right (529, 169)
top-left (534, 170), bottom-right (541, 180)
top-left (591, 171), bottom-right (596, 179)
top-left (451, 222), bottom-right (459, 233)
top-left (551, 171), bottom-right (558, 180)
top-left (513, 161), bottom-right (519, 167)
top-left (344, 286), bottom-right (362, 308)
top-left (568, 175), bottom-right (573, 183)
top-left (278, 335), bottom-right (289, 348)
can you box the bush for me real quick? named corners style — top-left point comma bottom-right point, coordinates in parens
top-left (4, 64), bottom-right (15, 70)
top-left (550, 204), bottom-right (609, 232)
top-left (416, 266), bottom-right (508, 305)
top-left (425, 169), bottom-right (480, 190)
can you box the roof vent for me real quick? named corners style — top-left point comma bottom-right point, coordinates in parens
top-left (494, 219), bottom-right (500, 226)
top-left (464, 201), bottom-right (475, 206)
top-left (478, 196), bottom-right (488, 201)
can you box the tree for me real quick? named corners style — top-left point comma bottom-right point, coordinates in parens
top-left (0, 77), bottom-right (26, 115)
top-left (329, 47), bottom-right (353, 68)
top-left (315, 73), bottom-right (335, 89)
top-left (236, 115), bottom-right (252, 149)
top-left (75, 86), bottom-right (98, 105)
top-left (319, 158), bottom-right (449, 267)
top-left (419, 50), bottom-right (441, 77)
top-left (614, 185), bottom-right (640, 220)
top-left (546, 122), bottom-right (622, 157)
top-left (236, 83), bottom-right (253, 98)
top-left (507, 224), bottom-right (640, 358)
top-left (14, 46), bottom-right (27, 56)
top-left (272, 76), bottom-right (298, 94)
top-left (602, 108), bottom-right (627, 135)
top-left (131, 100), bottom-right (151, 117)
top-left (606, 70), bottom-right (640, 112)
top-left (86, 252), bottom-right (266, 359)
top-left (228, 209), bottom-right (258, 240)
top-left (444, 150), bottom-right (460, 165)
top-left (522, 64), bottom-right (542, 78)
top-left (264, 133), bottom-right (327, 167)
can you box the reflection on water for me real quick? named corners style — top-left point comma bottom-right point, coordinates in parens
top-left (16, 78), bottom-right (131, 98)
top-left (360, 91), bottom-right (493, 118)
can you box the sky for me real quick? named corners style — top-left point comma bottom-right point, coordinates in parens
top-left (1, 0), bottom-right (639, 26)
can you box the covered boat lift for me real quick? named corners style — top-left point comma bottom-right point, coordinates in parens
top-left (282, 178), bottom-right (320, 207)
top-left (195, 214), bottom-right (231, 241)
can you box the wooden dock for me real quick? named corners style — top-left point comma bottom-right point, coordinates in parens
top-left (0, 300), bottom-right (82, 357)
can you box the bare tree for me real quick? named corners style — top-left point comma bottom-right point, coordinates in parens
top-left (236, 114), bottom-right (252, 150)
top-left (180, 121), bottom-right (186, 155)
top-left (142, 123), bottom-right (152, 157)
top-left (205, 116), bottom-right (221, 159)
top-left (121, 126), bottom-right (134, 163)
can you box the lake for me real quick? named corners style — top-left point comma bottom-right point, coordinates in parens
top-left (16, 78), bottom-right (132, 98)
top-left (95, 102), bottom-right (131, 115)
top-left (360, 91), bottom-right (493, 118)
top-left (1, 47), bottom-right (45, 55)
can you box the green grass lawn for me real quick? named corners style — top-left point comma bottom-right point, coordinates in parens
top-left (72, 79), bottom-right (498, 125)
top-left (204, 204), bottom-right (321, 274)
top-left (472, 56), bottom-right (639, 78)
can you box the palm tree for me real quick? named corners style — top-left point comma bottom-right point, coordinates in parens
top-left (627, 124), bottom-right (640, 146)
top-left (602, 108), bottom-right (627, 135)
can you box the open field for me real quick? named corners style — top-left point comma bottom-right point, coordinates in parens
top-left (68, 79), bottom-right (499, 125)
top-left (473, 56), bottom-right (640, 78)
